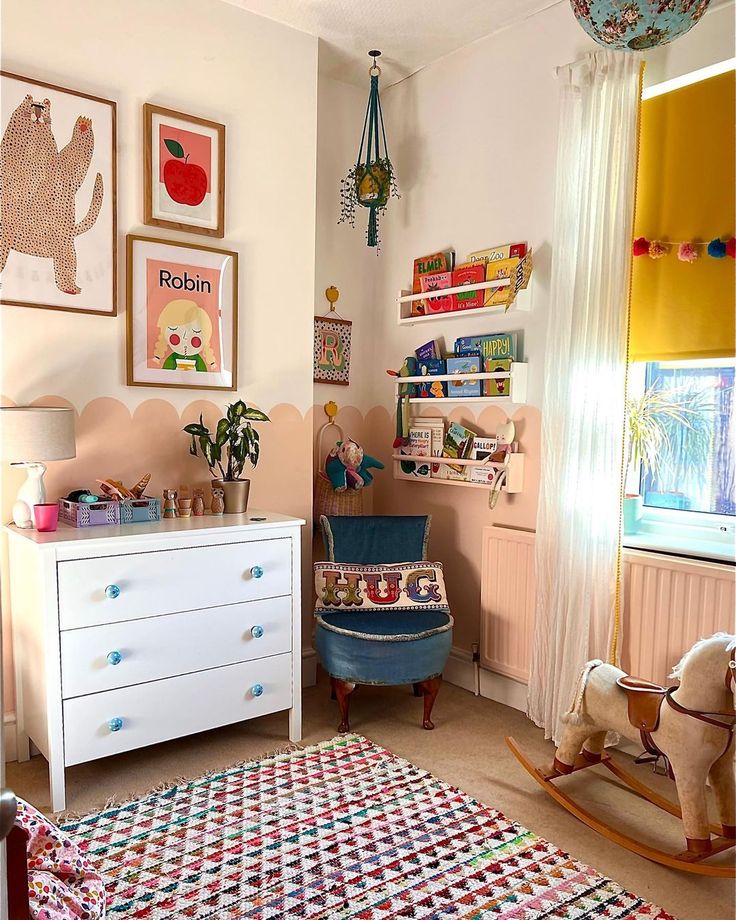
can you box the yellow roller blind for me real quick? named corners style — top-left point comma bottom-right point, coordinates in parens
top-left (629, 70), bottom-right (735, 362)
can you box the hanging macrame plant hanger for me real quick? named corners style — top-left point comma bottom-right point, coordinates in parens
top-left (339, 50), bottom-right (399, 249)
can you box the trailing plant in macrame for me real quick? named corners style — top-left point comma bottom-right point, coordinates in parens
top-left (338, 54), bottom-right (399, 249)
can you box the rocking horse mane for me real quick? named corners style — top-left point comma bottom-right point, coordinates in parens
top-left (669, 632), bottom-right (736, 680)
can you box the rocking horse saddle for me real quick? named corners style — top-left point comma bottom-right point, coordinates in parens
top-left (617, 675), bottom-right (667, 733)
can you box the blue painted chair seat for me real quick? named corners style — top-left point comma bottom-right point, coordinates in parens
top-left (315, 608), bottom-right (453, 686)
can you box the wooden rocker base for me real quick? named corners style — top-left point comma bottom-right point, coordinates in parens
top-left (505, 736), bottom-right (736, 878)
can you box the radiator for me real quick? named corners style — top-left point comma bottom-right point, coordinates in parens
top-left (622, 549), bottom-right (735, 685)
top-left (480, 526), bottom-right (536, 682)
top-left (480, 526), bottom-right (735, 685)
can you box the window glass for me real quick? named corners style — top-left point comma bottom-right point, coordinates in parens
top-left (638, 359), bottom-right (735, 515)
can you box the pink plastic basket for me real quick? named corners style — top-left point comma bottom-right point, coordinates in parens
top-left (58, 498), bottom-right (120, 528)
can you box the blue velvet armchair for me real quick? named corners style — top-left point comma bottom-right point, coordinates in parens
top-left (315, 515), bottom-right (453, 733)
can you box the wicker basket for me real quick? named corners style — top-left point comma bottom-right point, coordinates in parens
top-left (314, 471), bottom-right (364, 521)
top-left (314, 416), bottom-right (364, 525)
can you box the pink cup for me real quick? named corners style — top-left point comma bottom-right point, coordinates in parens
top-left (34, 503), bottom-right (59, 532)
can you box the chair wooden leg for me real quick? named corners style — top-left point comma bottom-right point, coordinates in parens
top-left (416, 676), bottom-right (442, 730)
top-left (331, 677), bottom-right (356, 733)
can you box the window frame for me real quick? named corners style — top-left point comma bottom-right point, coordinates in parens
top-left (624, 360), bottom-right (735, 563)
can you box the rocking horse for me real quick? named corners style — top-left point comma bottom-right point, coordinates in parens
top-left (507, 633), bottom-right (736, 877)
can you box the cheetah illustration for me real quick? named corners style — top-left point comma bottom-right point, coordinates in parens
top-left (0, 94), bottom-right (104, 294)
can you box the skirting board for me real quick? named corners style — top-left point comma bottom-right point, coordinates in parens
top-left (444, 647), bottom-right (648, 760)
top-left (444, 647), bottom-right (528, 712)
top-left (3, 650), bottom-right (319, 763)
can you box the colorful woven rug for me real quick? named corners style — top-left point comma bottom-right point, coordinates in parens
top-left (61, 734), bottom-right (674, 919)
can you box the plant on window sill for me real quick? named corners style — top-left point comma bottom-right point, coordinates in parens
top-left (624, 385), bottom-right (713, 534)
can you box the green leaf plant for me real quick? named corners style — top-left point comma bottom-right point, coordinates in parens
top-left (625, 383), bottom-right (715, 497)
top-left (183, 400), bottom-right (270, 481)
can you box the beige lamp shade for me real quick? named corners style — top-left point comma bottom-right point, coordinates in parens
top-left (1, 407), bottom-right (76, 462)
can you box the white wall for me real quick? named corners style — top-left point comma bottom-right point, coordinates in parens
top-left (0, 0), bottom-right (319, 717)
top-left (366, 0), bottom-right (735, 650)
top-left (1, 0), bottom-right (318, 417)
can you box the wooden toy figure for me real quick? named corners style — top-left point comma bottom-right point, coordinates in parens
top-left (211, 487), bottom-right (225, 515)
top-left (192, 488), bottom-right (205, 516)
top-left (163, 489), bottom-right (177, 519)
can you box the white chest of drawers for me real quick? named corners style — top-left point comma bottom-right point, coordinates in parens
top-left (6, 510), bottom-right (304, 812)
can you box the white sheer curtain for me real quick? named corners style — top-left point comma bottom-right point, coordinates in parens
top-left (528, 51), bottom-right (640, 744)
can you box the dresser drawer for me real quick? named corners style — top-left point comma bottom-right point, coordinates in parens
top-left (58, 538), bottom-right (291, 629)
top-left (63, 653), bottom-right (293, 766)
top-left (60, 596), bottom-right (292, 699)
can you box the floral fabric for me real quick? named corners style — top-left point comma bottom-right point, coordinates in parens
top-left (15, 797), bottom-right (105, 919)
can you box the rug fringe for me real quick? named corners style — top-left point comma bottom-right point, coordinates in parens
top-left (58, 734), bottom-right (367, 824)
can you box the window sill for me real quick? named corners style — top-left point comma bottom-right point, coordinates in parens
top-left (624, 526), bottom-right (735, 565)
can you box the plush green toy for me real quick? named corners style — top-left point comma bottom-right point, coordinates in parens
top-left (386, 356), bottom-right (417, 447)
top-left (325, 439), bottom-right (384, 491)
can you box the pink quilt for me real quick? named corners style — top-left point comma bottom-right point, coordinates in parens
top-left (15, 798), bottom-right (105, 920)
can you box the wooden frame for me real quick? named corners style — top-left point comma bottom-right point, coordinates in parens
top-left (126, 234), bottom-right (238, 391)
top-left (313, 314), bottom-right (352, 385)
top-left (0, 71), bottom-right (117, 315)
top-left (506, 737), bottom-right (736, 878)
top-left (143, 103), bottom-right (225, 238)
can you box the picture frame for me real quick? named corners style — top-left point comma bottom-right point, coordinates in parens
top-left (126, 235), bottom-right (238, 391)
top-left (0, 71), bottom-right (117, 315)
top-left (313, 314), bottom-right (352, 385)
top-left (143, 103), bottom-right (225, 238)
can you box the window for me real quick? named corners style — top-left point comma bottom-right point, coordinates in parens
top-left (625, 358), bottom-right (735, 560)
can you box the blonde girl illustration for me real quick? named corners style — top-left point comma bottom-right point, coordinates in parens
top-left (152, 298), bottom-right (217, 372)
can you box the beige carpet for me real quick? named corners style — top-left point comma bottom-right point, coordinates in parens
top-left (7, 674), bottom-right (733, 919)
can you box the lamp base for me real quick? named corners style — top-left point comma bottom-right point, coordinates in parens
top-left (11, 462), bottom-right (47, 529)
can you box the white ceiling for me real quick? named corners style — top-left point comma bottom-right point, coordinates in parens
top-left (224, 0), bottom-right (564, 87)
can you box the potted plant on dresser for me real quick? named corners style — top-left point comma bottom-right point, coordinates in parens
top-left (184, 400), bottom-right (270, 513)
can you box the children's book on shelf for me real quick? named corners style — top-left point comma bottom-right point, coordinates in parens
top-left (486, 358), bottom-right (513, 397)
top-left (455, 334), bottom-right (518, 395)
top-left (420, 271), bottom-right (453, 314)
top-left (411, 250), bottom-right (455, 315)
top-left (466, 241), bottom-right (527, 265)
top-left (441, 422), bottom-right (475, 478)
top-left (470, 466), bottom-right (500, 485)
top-left (415, 339), bottom-right (442, 361)
top-left (472, 436), bottom-right (499, 460)
top-left (484, 257), bottom-right (520, 307)
top-left (416, 358), bottom-right (447, 398)
top-left (446, 353), bottom-right (483, 398)
top-left (451, 263), bottom-right (485, 311)
top-left (455, 333), bottom-right (517, 362)
top-left (423, 418), bottom-right (446, 478)
top-left (396, 426), bottom-right (433, 480)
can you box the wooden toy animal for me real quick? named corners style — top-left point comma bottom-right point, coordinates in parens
top-left (508, 633), bottom-right (736, 876)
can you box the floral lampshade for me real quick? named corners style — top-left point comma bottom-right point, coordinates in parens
top-left (570, 0), bottom-right (710, 50)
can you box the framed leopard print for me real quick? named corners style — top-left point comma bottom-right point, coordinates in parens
top-left (0, 72), bottom-right (117, 315)
top-left (126, 235), bottom-right (238, 390)
top-left (143, 104), bottom-right (225, 238)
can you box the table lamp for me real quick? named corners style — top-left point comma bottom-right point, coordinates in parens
top-left (1, 407), bottom-right (76, 528)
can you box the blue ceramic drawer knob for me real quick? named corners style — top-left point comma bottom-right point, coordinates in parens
top-left (106, 650), bottom-right (123, 666)
top-left (108, 717), bottom-right (124, 732)
top-left (251, 625), bottom-right (264, 639)
top-left (250, 565), bottom-right (264, 579)
top-left (105, 584), bottom-right (121, 600)
top-left (251, 683), bottom-right (264, 698)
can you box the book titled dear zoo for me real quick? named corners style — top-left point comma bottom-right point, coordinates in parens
top-left (0, 71), bottom-right (116, 315)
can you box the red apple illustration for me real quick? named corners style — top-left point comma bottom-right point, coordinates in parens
top-left (162, 138), bottom-right (207, 206)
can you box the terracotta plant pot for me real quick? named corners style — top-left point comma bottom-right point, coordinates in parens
top-left (212, 478), bottom-right (250, 514)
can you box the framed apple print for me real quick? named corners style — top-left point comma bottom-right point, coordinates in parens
top-left (127, 235), bottom-right (237, 390)
top-left (143, 104), bottom-right (225, 237)
top-left (0, 71), bottom-right (117, 315)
